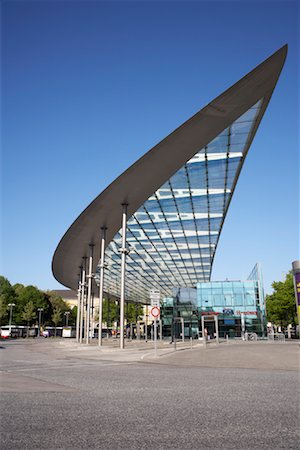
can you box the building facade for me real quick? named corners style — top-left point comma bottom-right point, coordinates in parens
top-left (161, 264), bottom-right (265, 338)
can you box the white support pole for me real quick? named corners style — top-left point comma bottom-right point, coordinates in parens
top-left (79, 261), bottom-right (86, 344)
top-left (86, 245), bottom-right (94, 344)
top-left (98, 228), bottom-right (106, 347)
top-left (154, 318), bottom-right (157, 357)
top-left (215, 315), bottom-right (219, 344)
top-left (76, 268), bottom-right (82, 342)
top-left (120, 203), bottom-right (128, 350)
top-left (159, 319), bottom-right (163, 342)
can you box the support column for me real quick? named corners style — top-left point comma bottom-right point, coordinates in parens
top-left (98, 227), bottom-right (107, 347)
top-left (120, 203), bottom-right (128, 350)
top-left (76, 268), bottom-right (82, 342)
top-left (79, 259), bottom-right (87, 344)
top-left (86, 245), bottom-right (94, 344)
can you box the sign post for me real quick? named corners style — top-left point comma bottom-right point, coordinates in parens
top-left (150, 290), bottom-right (160, 357)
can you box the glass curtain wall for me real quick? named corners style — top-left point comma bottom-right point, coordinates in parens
top-left (100, 100), bottom-right (263, 304)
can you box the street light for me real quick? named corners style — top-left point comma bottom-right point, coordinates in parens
top-left (64, 311), bottom-right (70, 327)
top-left (37, 308), bottom-right (43, 337)
top-left (8, 303), bottom-right (15, 328)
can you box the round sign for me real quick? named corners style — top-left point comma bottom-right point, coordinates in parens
top-left (151, 306), bottom-right (160, 318)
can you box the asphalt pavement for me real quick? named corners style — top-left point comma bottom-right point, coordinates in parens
top-left (0, 338), bottom-right (299, 449)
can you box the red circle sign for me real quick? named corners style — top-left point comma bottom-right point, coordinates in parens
top-left (151, 306), bottom-right (160, 318)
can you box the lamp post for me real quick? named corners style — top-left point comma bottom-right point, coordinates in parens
top-left (8, 303), bottom-right (15, 328)
top-left (37, 308), bottom-right (43, 337)
top-left (64, 311), bottom-right (70, 327)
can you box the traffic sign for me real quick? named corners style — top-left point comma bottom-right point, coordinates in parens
top-left (150, 289), bottom-right (160, 306)
top-left (150, 306), bottom-right (160, 319)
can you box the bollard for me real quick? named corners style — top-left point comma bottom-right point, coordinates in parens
top-left (226, 335), bottom-right (229, 345)
top-left (190, 336), bottom-right (193, 349)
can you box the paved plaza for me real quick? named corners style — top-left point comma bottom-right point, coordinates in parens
top-left (0, 338), bottom-right (299, 449)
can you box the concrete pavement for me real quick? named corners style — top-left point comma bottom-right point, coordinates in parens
top-left (0, 339), bottom-right (299, 449)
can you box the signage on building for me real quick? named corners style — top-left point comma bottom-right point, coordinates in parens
top-left (150, 289), bottom-right (160, 307)
top-left (235, 310), bottom-right (257, 316)
top-left (223, 308), bottom-right (234, 315)
top-left (201, 311), bottom-right (220, 316)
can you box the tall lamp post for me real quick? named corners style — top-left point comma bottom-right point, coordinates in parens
top-left (8, 303), bottom-right (15, 328)
top-left (64, 311), bottom-right (70, 327)
top-left (37, 308), bottom-right (43, 338)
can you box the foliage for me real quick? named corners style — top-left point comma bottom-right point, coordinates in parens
top-left (22, 301), bottom-right (37, 324)
top-left (100, 299), bottom-right (143, 326)
top-left (14, 285), bottom-right (49, 324)
top-left (0, 295), bottom-right (8, 321)
top-left (0, 276), bottom-right (73, 328)
top-left (52, 307), bottom-right (62, 326)
top-left (52, 307), bottom-right (62, 337)
top-left (0, 277), bottom-right (15, 323)
top-left (70, 306), bottom-right (77, 325)
top-left (266, 271), bottom-right (297, 327)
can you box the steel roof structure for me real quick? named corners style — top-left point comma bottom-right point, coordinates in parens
top-left (52, 45), bottom-right (287, 304)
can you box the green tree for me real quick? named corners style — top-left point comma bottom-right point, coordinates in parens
top-left (22, 301), bottom-right (37, 337)
top-left (52, 307), bottom-right (62, 337)
top-left (99, 299), bottom-right (143, 327)
top-left (70, 306), bottom-right (77, 325)
top-left (0, 277), bottom-right (16, 324)
top-left (266, 271), bottom-right (297, 327)
top-left (0, 295), bottom-right (8, 322)
top-left (15, 285), bottom-right (49, 324)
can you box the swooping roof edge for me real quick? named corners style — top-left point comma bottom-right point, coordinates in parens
top-left (52, 45), bottom-right (287, 292)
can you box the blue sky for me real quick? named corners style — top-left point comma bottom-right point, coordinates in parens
top-left (1, 0), bottom-right (299, 294)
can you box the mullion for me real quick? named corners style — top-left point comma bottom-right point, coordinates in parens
top-left (104, 248), bottom-right (156, 301)
top-left (184, 163), bottom-right (208, 281)
top-left (133, 210), bottom-right (184, 286)
top-left (168, 179), bottom-right (199, 284)
top-left (223, 126), bottom-right (231, 212)
top-left (142, 205), bottom-right (188, 286)
top-left (124, 229), bottom-right (172, 295)
top-left (204, 146), bottom-right (213, 278)
top-left (154, 192), bottom-right (195, 287)
top-left (104, 251), bottom-right (149, 301)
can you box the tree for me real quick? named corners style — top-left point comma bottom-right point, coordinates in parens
top-left (266, 271), bottom-right (297, 328)
top-left (70, 306), bottom-right (77, 325)
top-left (22, 301), bottom-right (37, 337)
top-left (14, 285), bottom-right (49, 325)
top-left (52, 307), bottom-right (62, 337)
top-left (0, 295), bottom-right (8, 322)
top-left (0, 277), bottom-right (15, 325)
top-left (98, 299), bottom-right (144, 327)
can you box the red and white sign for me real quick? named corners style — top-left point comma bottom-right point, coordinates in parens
top-left (150, 306), bottom-right (160, 319)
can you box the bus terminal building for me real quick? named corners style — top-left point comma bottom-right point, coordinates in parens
top-left (52, 46), bottom-right (287, 346)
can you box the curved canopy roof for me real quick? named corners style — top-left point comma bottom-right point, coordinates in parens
top-left (52, 45), bottom-right (287, 302)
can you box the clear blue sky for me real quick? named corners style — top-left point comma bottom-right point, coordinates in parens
top-left (1, 0), bottom-right (299, 294)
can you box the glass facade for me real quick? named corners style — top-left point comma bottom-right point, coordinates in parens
top-left (98, 100), bottom-right (263, 304)
top-left (161, 266), bottom-right (265, 337)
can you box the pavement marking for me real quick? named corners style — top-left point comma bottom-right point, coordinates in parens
top-left (0, 361), bottom-right (136, 373)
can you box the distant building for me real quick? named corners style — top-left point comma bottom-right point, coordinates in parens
top-left (52, 289), bottom-right (77, 309)
top-left (161, 263), bottom-right (265, 338)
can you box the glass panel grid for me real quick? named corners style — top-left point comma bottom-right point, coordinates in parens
top-left (104, 100), bottom-right (263, 302)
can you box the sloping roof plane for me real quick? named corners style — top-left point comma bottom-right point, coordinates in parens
top-left (52, 45), bottom-right (287, 302)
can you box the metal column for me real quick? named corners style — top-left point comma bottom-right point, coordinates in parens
top-left (98, 228), bottom-right (106, 347)
top-left (86, 245), bottom-right (94, 344)
top-left (76, 268), bottom-right (82, 342)
top-left (79, 259), bottom-right (87, 344)
top-left (120, 203), bottom-right (128, 349)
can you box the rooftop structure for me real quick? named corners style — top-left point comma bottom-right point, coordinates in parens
top-left (53, 45), bottom-right (286, 301)
top-left (52, 46), bottom-right (287, 347)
